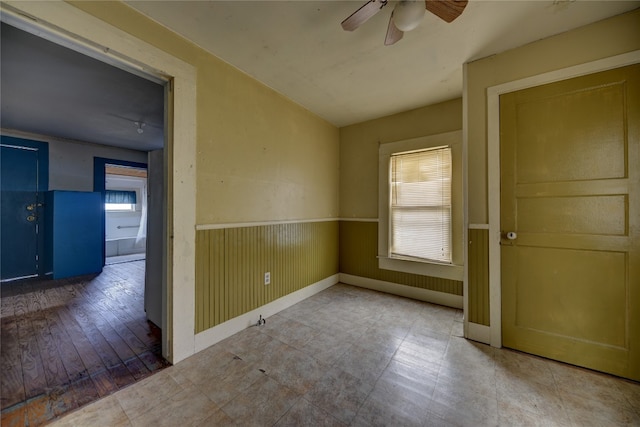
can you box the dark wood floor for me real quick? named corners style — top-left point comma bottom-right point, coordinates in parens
top-left (0, 260), bottom-right (169, 426)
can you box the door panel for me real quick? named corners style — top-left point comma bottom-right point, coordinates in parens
top-left (47, 191), bottom-right (103, 279)
top-left (514, 79), bottom-right (627, 183)
top-left (1, 143), bottom-right (41, 280)
top-left (500, 64), bottom-right (639, 380)
top-left (514, 246), bottom-right (626, 347)
top-left (516, 195), bottom-right (626, 235)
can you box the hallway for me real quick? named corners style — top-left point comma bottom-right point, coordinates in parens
top-left (1, 260), bottom-right (168, 426)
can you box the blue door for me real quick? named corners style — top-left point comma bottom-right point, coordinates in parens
top-left (0, 137), bottom-right (48, 281)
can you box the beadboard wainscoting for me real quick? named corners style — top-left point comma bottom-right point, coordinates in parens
top-left (468, 227), bottom-right (490, 326)
top-left (195, 221), bottom-right (339, 333)
top-left (339, 220), bottom-right (462, 307)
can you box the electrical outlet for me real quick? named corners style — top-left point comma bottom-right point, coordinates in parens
top-left (264, 272), bottom-right (270, 285)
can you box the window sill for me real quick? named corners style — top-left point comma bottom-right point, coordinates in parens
top-left (378, 256), bottom-right (463, 281)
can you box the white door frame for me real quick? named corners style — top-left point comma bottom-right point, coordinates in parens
top-left (1, 1), bottom-right (198, 363)
top-left (485, 50), bottom-right (640, 348)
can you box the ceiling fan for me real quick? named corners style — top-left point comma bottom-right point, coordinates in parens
top-left (341, 0), bottom-right (468, 45)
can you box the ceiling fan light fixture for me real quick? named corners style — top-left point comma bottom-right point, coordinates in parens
top-left (393, 0), bottom-right (425, 32)
top-left (135, 121), bottom-right (146, 134)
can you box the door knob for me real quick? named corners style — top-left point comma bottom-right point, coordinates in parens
top-left (506, 231), bottom-right (517, 240)
top-left (26, 215), bottom-right (37, 222)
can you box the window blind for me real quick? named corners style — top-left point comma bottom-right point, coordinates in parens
top-left (390, 146), bottom-right (451, 263)
top-left (105, 190), bottom-right (137, 204)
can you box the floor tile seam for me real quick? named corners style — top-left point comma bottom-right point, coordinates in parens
top-left (302, 395), bottom-right (349, 426)
top-left (307, 364), bottom-right (370, 403)
top-left (429, 331), bottom-right (455, 402)
top-left (354, 352), bottom-right (435, 419)
top-left (124, 383), bottom-right (217, 426)
top-left (525, 372), bottom-right (578, 425)
top-left (495, 392), bottom-right (574, 425)
top-left (402, 331), bottom-right (451, 351)
top-left (230, 365), bottom-right (271, 398)
top-left (494, 375), bottom-right (565, 402)
top-left (221, 376), bottom-right (296, 426)
top-left (268, 394), bottom-right (306, 427)
top-left (214, 401), bottom-right (236, 424)
top-left (555, 384), bottom-right (638, 417)
top-left (114, 371), bottom-right (192, 421)
top-left (261, 324), bottom-right (323, 350)
top-left (630, 397), bottom-right (640, 419)
top-left (612, 380), bottom-right (640, 415)
top-left (546, 368), bottom-right (603, 422)
top-left (351, 347), bottom-right (401, 418)
top-left (498, 405), bottom-right (568, 427)
top-left (489, 352), bottom-right (499, 416)
top-left (65, 395), bottom-right (130, 427)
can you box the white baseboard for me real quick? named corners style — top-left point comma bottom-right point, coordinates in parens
top-left (193, 274), bottom-right (339, 353)
top-left (339, 273), bottom-right (463, 309)
top-left (466, 322), bottom-right (491, 345)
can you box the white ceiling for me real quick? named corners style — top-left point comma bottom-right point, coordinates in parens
top-left (1, 1), bottom-right (637, 152)
top-left (126, 0), bottom-right (639, 127)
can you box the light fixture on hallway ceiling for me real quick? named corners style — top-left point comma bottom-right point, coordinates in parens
top-left (135, 121), bottom-right (146, 134)
top-left (107, 113), bottom-right (162, 134)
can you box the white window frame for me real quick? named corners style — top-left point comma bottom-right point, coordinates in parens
top-left (379, 130), bottom-right (463, 281)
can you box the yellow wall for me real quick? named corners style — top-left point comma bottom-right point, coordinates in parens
top-left (340, 221), bottom-right (462, 296)
top-left (68, 3), bottom-right (640, 335)
top-left (465, 9), bottom-right (640, 329)
top-left (339, 99), bottom-right (463, 295)
top-left (70, 1), bottom-right (340, 225)
top-left (466, 9), bottom-right (640, 224)
top-left (69, 1), bottom-right (340, 337)
top-left (340, 98), bottom-right (462, 219)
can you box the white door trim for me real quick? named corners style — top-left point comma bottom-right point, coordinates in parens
top-left (485, 50), bottom-right (640, 348)
top-left (1, 1), bottom-right (198, 363)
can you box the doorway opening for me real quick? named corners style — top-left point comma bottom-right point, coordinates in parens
top-left (1, 9), bottom-right (172, 424)
top-left (94, 159), bottom-right (150, 266)
top-left (104, 164), bottom-right (149, 266)
top-left (4, 0), bottom-right (198, 376)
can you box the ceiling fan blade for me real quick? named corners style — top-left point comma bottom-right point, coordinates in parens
top-left (341, 0), bottom-right (387, 31)
top-left (384, 12), bottom-right (404, 46)
top-left (425, 0), bottom-right (468, 23)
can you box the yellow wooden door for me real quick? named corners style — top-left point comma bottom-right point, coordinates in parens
top-left (500, 64), bottom-right (639, 381)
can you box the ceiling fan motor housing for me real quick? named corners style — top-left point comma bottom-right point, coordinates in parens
top-left (393, 0), bottom-right (426, 32)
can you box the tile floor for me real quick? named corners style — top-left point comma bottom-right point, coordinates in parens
top-left (49, 283), bottom-right (640, 426)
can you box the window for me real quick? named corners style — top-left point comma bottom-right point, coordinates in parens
top-left (105, 190), bottom-right (137, 211)
top-left (378, 131), bottom-right (462, 281)
top-left (105, 203), bottom-right (135, 211)
top-left (390, 146), bottom-right (451, 263)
